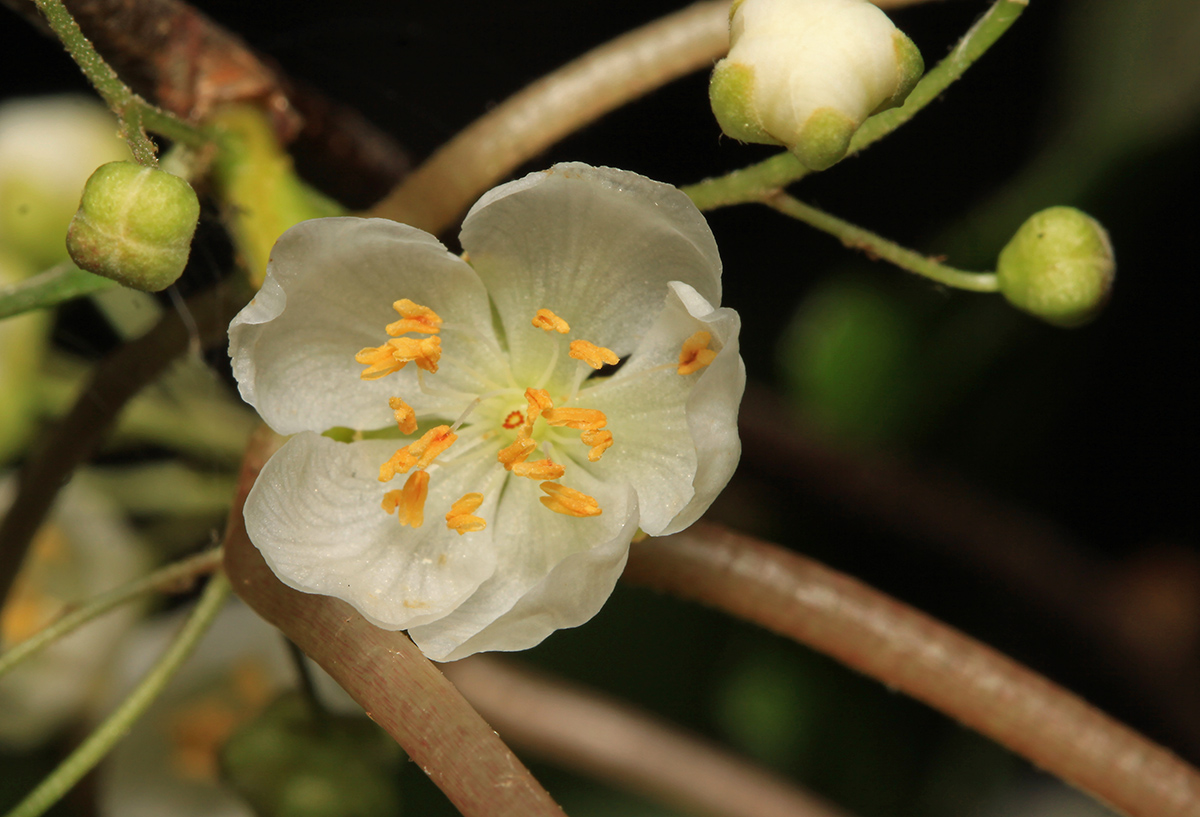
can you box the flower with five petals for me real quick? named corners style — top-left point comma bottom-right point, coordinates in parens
top-left (229, 163), bottom-right (744, 661)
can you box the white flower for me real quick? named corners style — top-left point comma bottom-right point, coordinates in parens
top-left (710, 0), bottom-right (923, 170)
top-left (229, 163), bottom-right (744, 661)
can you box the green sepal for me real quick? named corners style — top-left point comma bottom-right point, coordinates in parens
top-left (791, 107), bottom-right (857, 171)
top-left (709, 61), bottom-right (778, 146)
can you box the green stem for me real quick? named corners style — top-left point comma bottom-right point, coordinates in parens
top-left (0, 263), bottom-right (117, 321)
top-left (683, 0), bottom-right (1029, 211)
top-left (31, 0), bottom-right (207, 165)
top-left (3, 572), bottom-right (231, 817)
top-left (766, 192), bottom-right (999, 292)
top-left (0, 548), bottom-right (223, 680)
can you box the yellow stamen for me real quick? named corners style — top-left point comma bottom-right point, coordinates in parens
top-left (569, 339), bottom-right (619, 370)
top-left (510, 458), bottom-right (566, 480)
top-left (581, 429), bottom-right (614, 462)
top-left (539, 482), bottom-right (602, 517)
top-left (386, 299), bottom-right (442, 336)
top-left (382, 470), bottom-right (430, 527)
top-left (379, 425), bottom-right (457, 482)
top-left (522, 387), bottom-right (553, 436)
top-left (446, 493), bottom-right (486, 535)
top-left (543, 407), bottom-right (607, 431)
top-left (355, 336), bottom-right (441, 379)
top-left (389, 396), bottom-right (417, 435)
top-left (532, 308), bottom-right (570, 334)
top-left (498, 437), bottom-right (536, 469)
top-left (677, 330), bottom-right (717, 375)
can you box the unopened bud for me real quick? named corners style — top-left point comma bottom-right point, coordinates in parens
top-left (66, 161), bottom-right (199, 292)
top-left (997, 207), bottom-right (1115, 328)
top-left (710, 0), bottom-right (923, 171)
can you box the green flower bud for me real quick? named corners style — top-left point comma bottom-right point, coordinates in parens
top-left (710, 0), bottom-right (923, 171)
top-left (66, 161), bottom-right (200, 292)
top-left (221, 692), bottom-right (402, 817)
top-left (0, 96), bottom-right (131, 270)
top-left (996, 206), bottom-right (1116, 327)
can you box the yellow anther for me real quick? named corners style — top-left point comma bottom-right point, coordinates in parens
top-left (569, 339), bottom-right (619, 370)
top-left (522, 387), bottom-right (553, 436)
top-left (510, 458), bottom-right (566, 480)
top-left (382, 470), bottom-right (430, 527)
top-left (539, 482), bottom-right (602, 517)
top-left (389, 396), bottom-right (417, 435)
top-left (446, 493), bottom-right (487, 535)
top-left (379, 425), bottom-right (457, 482)
top-left (543, 407), bottom-right (607, 432)
top-left (581, 429), bottom-right (614, 462)
top-left (532, 308), bottom-right (570, 334)
top-left (355, 336), bottom-right (441, 379)
top-left (677, 330), bottom-right (717, 375)
top-left (386, 299), bottom-right (442, 336)
top-left (498, 437), bottom-right (536, 469)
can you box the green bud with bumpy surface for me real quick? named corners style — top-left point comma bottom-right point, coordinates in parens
top-left (710, 0), bottom-right (923, 171)
top-left (66, 161), bottom-right (200, 292)
top-left (997, 207), bottom-right (1115, 327)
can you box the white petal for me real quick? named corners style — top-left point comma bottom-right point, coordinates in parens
top-left (407, 469), bottom-right (638, 661)
top-left (459, 164), bottom-right (722, 384)
top-left (580, 281), bottom-right (744, 535)
top-left (243, 432), bottom-right (502, 630)
top-left (229, 218), bottom-right (506, 436)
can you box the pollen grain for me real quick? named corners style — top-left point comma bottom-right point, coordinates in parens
top-left (389, 396), bottom-right (418, 434)
top-left (569, 339), bottom-right (619, 370)
top-left (386, 299), bottom-right (442, 336)
top-left (446, 493), bottom-right (487, 535)
top-left (539, 482), bottom-right (602, 517)
top-left (532, 308), bottom-right (570, 334)
top-left (510, 458), bottom-right (566, 480)
top-left (677, 330), bottom-right (717, 375)
top-left (382, 470), bottom-right (430, 527)
top-left (581, 429), bottom-right (614, 462)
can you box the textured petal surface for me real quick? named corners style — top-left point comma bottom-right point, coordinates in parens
top-left (408, 468), bottom-right (638, 661)
top-left (229, 218), bottom-right (505, 435)
top-left (244, 432), bottom-right (503, 630)
top-left (579, 282), bottom-right (744, 535)
top-left (460, 164), bottom-right (722, 385)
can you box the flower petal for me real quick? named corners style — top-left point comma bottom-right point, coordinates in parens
top-left (243, 432), bottom-right (502, 630)
top-left (407, 470), bottom-right (638, 661)
top-left (579, 281), bottom-right (744, 535)
top-left (229, 218), bottom-right (505, 435)
top-left (459, 164), bottom-right (722, 384)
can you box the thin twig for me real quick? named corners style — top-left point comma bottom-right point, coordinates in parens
top-left (0, 547), bottom-right (223, 679)
top-left (223, 425), bottom-right (568, 817)
top-left (3, 571), bottom-right (231, 817)
top-left (445, 656), bottom-right (855, 817)
top-left (623, 522), bottom-right (1200, 817)
top-left (0, 283), bottom-right (247, 613)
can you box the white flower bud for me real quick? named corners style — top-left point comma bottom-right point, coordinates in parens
top-left (710, 0), bottom-right (924, 171)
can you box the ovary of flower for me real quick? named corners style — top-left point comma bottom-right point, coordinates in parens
top-left (539, 482), bottom-right (602, 518)
top-left (510, 458), bottom-right (566, 480)
top-left (581, 429), bottom-right (614, 462)
top-left (446, 493), bottom-right (486, 535)
top-left (379, 425), bottom-right (457, 482)
top-left (386, 298), bottom-right (443, 336)
top-left (389, 396), bottom-right (417, 435)
top-left (568, 339), bottom-right (619, 370)
top-left (382, 470), bottom-right (431, 527)
top-left (355, 336), bottom-right (441, 379)
top-left (531, 308), bottom-right (570, 334)
top-left (677, 330), bottom-right (717, 375)
top-left (543, 407), bottom-right (608, 432)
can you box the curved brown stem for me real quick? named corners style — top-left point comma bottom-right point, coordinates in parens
top-left (623, 522), bottom-right (1200, 817)
top-left (223, 426), bottom-right (567, 817)
top-left (445, 656), bottom-right (853, 817)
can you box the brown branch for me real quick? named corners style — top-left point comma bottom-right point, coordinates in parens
top-left (223, 426), bottom-right (568, 817)
top-left (0, 283), bottom-right (246, 612)
top-left (444, 656), bottom-right (854, 817)
top-left (623, 522), bottom-right (1200, 817)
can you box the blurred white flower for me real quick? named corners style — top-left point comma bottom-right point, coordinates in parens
top-left (0, 95), bottom-right (131, 269)
top-left (229, 163), bottom-right (744, 661)
top-left (0, 477), bottom-right (148, 749)
top-left (710, 0), bottom-right (923, 170)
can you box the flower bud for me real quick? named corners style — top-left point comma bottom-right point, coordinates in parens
top-left (710, 0), bottom-right (923, 171)
top-left (996, 206), bottom-right (1115, 328)
top-left (66, 161), bottom-right (200, 292)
